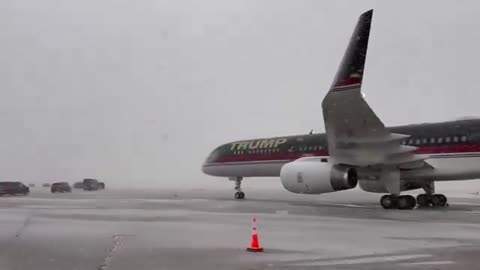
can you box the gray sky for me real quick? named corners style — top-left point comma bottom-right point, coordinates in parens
top-left (0, 1), bottom-right (479, 188)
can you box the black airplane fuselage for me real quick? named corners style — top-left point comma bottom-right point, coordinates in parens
top-left (202, 119), bottom-right (480, 177)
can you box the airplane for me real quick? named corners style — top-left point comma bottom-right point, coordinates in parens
top-left (202, 9), bottom-right (480, 210)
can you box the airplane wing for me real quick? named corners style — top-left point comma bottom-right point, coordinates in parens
top-left (321, 10), bottom-right (429, 172)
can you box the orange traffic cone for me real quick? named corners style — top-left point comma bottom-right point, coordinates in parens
top-left (246, 217), bottom-right (264, 252)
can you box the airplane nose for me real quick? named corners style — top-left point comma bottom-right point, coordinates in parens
top-left (202, 144), bottom-right (223, 176)
top-left (201, 162), bottom-right (214, 176)
top-left (201, 162), bottom-right (208, 174)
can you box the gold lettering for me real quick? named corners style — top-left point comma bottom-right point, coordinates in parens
top-left (237, 142), bottom-right (249, 150)
top-left (274, 138), bottom-right (287, 147)
top-left (248, 141), bottom-right (260, 149)
top-left (230, 143), bottom-right (240, 151)
top-left (259, 139), bottom-right (275, 148)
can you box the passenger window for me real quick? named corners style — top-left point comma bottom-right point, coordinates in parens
top-left (461, 136), bottom-right (467, 142)
top-left (415, 139), bottom-right (420, 145)
top-left (438, 138), bottom-right (443, 144)
top-left (453, 136), bottom-right (458, 143)
top-left (422, 138), bottom-right (427, 144)
top-left (446, 137), bottom-right (451, 143)
top-left (430, 138), bottom-right (435, 144)
top-left (408, 139), bottom-right (413, 145)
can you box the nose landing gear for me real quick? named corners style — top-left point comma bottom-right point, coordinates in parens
top-left (231, 177), bottom-right (245, 200)
top-left (234, 191), bottom-right (245, 199)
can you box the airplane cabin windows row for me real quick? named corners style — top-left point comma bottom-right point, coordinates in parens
top-left (233, 148), bottom-right (281, 155)
top-left (299, 145), bottom-right (322, 152)
top-left (403, 135), bottom-right (467, 146)
top-left (232, 144), bottom-right (324, 155)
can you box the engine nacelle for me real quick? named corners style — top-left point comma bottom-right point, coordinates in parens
top-left (280, 159), bottom-right (358, 194)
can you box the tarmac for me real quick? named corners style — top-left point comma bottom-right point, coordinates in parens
top-left (2, 184), bottom-right (480, 270)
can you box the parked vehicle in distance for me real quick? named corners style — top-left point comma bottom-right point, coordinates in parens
top-left (73, 182), bottom-right (84, 189)
top-left (51, 182), bottom-right (72, 193)
top-left (0, 182), bottom-right (30, 196)
top-left (82, 178), bottom-right (100, 191)
top-left (98, 182), bottom-right (105, 190)
top-left (28, 183), bottom-right (35, 187)
top-left (42, 183), bottom-right (50, 187)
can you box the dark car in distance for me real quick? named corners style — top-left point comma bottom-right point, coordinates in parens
top-left (83, 178), bottom-right (100, 191)
top-left (51, 182), bottom-right (72, 193)
top-left (0, 182), bottom-right (30, 196)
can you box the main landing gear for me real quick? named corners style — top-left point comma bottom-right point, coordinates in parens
top-left (416, 180), bottom-right (448, 208)
top-left (231, 177), bottom-right (245, 200)
top-left (380, 195), bottom-right (416, 210)
top-left (416, 194), bottom-right (448, 208)
top-left (380, 193), bottom-right (448, 210)
top-left (380, 180), bottom-right (448, 210)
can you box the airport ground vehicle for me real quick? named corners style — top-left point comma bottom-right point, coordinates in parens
top-left (42, 183), bottom-right (50, 187)
top-left (73, 182), bottom-right (84, 189)
top-left (51, 182), bottom-right (72, 193)
top-left (28, 183), bottom-right (35, 187)
top-left (202, 10), bottom-right (480, 210)
top-left (98, 182), bottom-right (105, 190)
top-left (82, 178), bottom-right (100, 191)
top-left (0, 182), bottom-right (30, 196)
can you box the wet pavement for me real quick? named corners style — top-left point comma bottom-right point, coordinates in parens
top-left (1, 186), bottom-right (480, 269)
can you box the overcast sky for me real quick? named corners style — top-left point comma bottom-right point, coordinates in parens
top-left (0, 1), bottom-right (479, 188)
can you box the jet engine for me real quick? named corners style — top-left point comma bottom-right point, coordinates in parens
top-left (280, 159), bottom-right (358, 194)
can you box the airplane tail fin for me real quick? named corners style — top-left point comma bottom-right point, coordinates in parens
top-left (329, 9), bottom-right (372, 92)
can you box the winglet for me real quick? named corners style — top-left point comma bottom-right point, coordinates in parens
top-left (330, 9), bottom-right (373, 92)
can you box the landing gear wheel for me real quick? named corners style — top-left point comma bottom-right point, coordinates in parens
top-left (397, 195), bottom-right (416, 210)
top-left (234, 191), bottom-right (245, 200)
top-left (380, 195), bottom-right (398, 209)
top-left (432, 194), bottom-right (447, 207)
top-left (417, 193), bottom-right (448, 208)
top-left (416, 194), bottom-right (431, 207)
